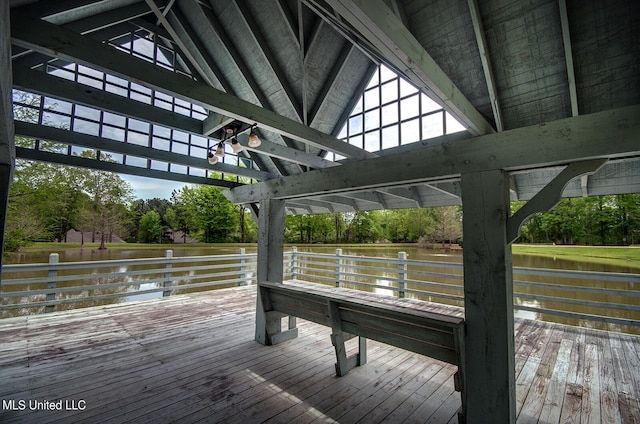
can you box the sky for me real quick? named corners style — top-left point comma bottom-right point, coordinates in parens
top-left (124, 175), bottom-right (187, 200)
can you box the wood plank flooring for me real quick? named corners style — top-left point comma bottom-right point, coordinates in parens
top-left (0, 285), bottom-right (638, 423)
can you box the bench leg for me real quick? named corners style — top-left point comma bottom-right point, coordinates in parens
top-left (265, 311), bottom-right (298, 345)
top-left (329, 301), bottom-right (366, 376)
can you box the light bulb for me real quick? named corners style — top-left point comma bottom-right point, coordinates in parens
top-left (208, 152), bottom-right (218, 165)
top-left (231, 138), bottom-right (243, 153)
top-left (248, 131), bottom-right (261, 147)
top-left (215, 142), bottom-right (225, 157)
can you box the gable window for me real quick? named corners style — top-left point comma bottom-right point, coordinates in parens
top-left (331, 64), bottom-right (466, 161)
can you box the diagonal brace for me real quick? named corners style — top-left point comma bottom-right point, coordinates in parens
top-left (506, 158), bottom-right (607, 243)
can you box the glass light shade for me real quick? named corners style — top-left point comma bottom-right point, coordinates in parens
top-left (231, 139), bottom-right (243, 153)
top-left (248, 131), bottom-right (261, 147)
top-left (215, 143), bottom-right (225, 157)
top-left (207, 153), bottom-right (218, 165)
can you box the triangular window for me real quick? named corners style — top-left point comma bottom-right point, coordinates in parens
top-left (331, 64), bottom-right (465, 161)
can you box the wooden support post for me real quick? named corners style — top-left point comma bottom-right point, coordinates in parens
top-left (238, 247), bottom-right (246, 286)
top-left (0, 164), bottom-right (10, 277)
top-left (460, 169), bottom-right (515, 423)
top-left (290, 246), bottom-right (298, 280)
top-left (398, 251), bottom-right (407, 298)
top-left (0, 0), bottom-right (14, 279)
top-left (335, 248), bottom-right (343, 287)
top-left (255, 198), bottom-right (286, 345)
top-left (45, 253), bottom-right (59, 313)
top-left (163, 250), bottom-right (173, 297)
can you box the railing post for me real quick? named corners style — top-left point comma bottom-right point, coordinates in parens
top-left (163, 250), bottom-right (173, 297)
top-left (239, 247), bottom-right (247, 286)
top-left (335, 248), bottom-right (343, 287)
top-left (398, 251), bottom-right (407, 298)
top-left (45, 253), bottom-right (59, 313)
top-left (290, 246), bottom-right (298, 280)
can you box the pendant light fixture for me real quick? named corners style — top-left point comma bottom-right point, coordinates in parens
top-left (215, 142), bottom-right (225, 157)
top-left (207, 147), bottom-right (218, 164)
top-left (248, 125), bottom-right (261, 148)
top-left (231, 137), bottom-right (243, 153)
top-left (206, 122), bottom-right (260, 165)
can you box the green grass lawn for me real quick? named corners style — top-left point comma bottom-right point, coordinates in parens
top-left (513, 244), bottom-right (640, 270)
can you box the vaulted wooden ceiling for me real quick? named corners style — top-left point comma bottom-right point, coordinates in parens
top-left (4, 0), bottom-right (640, 215)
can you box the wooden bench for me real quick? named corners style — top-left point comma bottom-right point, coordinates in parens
top-left (258, 281), bottom-right (466, 421)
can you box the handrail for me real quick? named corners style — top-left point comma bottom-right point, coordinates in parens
top-left (1, 249), bottom-right (257, 315)
top-left (2, 247), bottom-right (639, 334)
top-left (288, 247), bottom-right (640, 334)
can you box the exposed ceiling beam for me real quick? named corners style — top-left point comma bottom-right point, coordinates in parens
top-left (308, 41), bottom-right (353, 125)
top-left (285, 202), bottom-right (313, 214)
top-left (581, 175), bottom-right (589, 197)
top-left (275, 0), bottom-right (299, 49)
top-left (12, 21), bottom-right (135, 70)
top-left (164, 5), bottom-right (229, 91)
top-left (243, 137), bottom-right (337, 169)
top-left (378, 187), bottom-right (420, 207)
top-left (11, 11), bottom-right (376, 161)
top-left (323, 0), bottom-right (495, 136)
top-left (313, 195), bottom-right (357, 210)
top-left (509, 176), bottom-right (519, 201)
top-left (145, 0), bottom-right (213, 87)
top-left (0, 1), bottom-right (14, 167)
top-left (408, 186), bottom-right (426, 208)
top-left (559, 0), bottom-right (579, 117)
top-left (190, 0), bottom-right (292, 176)
top-left (11, 3), bottom-right (152, 69)
top-left (338, 191), bottom-right (382, 207)
top-left (11, 0), bottom-right (101, 20)
top-left (225, 105), bottom-right (640, 203)
top-left (202, 114), bottom-right (235, 137)
top-left (14, 121), bottom-right (276, 181)
top-left (234, 0), bottom-right (303, 122)
top-left (375, 191), bottom-right (389, 209)
top-left (146, 1), bottom-right (230, 135)
top-left (467, 0), bottom-right (503, 131)
top-left (290, 198), bottom-right (335, 212)
top-left (15, 147), bottom-right (241, 189)
top-left (61, 3), bottom-right (152, 35)
top-left (427, 182), bottom-right (461, 199)
top-left (13, 67), bottom-right (202, 135)
top-left (14, 66), bottom-right (330, 171)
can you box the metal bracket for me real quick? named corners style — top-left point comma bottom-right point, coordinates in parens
top-left (506, 158), bottom-right (607, 243)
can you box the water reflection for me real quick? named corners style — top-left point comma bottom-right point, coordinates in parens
top-left (2, 244), bottom-right (639, 335)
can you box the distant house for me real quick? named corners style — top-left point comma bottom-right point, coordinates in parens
top-left (65, 229), bottom-right (125, 244)
top-left (164, 230), bottom-right (198, 244)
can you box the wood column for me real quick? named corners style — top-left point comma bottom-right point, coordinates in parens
top-left (0, 0), bottom-right (15, 277)
top-left (255, 198), bottom-right (285, 344)
top-left (460, 169), bottom-right (516, 423)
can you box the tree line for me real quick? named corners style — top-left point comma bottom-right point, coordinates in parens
top-left (6, 152), bottom-right (639, 251)
top-left (9, 90), bottom-right (637, 250)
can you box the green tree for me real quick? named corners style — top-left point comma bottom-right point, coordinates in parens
top-left (138, 211), bottom-right (163, 243)
top-left (172, 186), bottom-right (237, 242)
top-left (77, 151), bottom-right (133, 249)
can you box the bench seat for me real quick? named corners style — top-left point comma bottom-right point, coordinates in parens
top-left (258, 280), bottom-right (466, 421)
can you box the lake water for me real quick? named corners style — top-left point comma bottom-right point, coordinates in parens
top-left (2, 244), bottom-right (639, 334)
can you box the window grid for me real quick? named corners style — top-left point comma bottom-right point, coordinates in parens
top-left (12, 27), bottom-right (257, 184)
top-left (331, 64), bottom-right (466, 161)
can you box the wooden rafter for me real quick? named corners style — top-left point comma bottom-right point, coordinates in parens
top-left (324, 0), bottom-right (495, 136)
top-left (225, 105), bottom-right (640, 203)
top-left (10, 11), bottom-right (376, 162)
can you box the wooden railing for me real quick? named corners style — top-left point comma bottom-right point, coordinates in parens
top-left (287, 248), bottom-right (640, 334)
top-left (2, 247), bottom-right (639, 333)
top-left (0, 249), bottom-right (256, 316)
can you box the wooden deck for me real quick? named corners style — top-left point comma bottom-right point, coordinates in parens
top-left (0, 285), bottom-right (638, 423)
